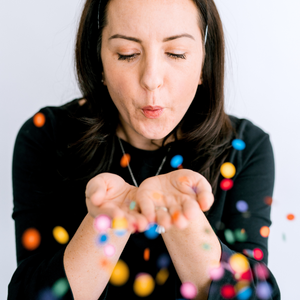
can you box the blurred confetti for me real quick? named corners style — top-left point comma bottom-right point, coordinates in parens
top-left (224, 229), bottom-right (235, 244)
top-left (202, 243), bottom-right (211, 250)
top-left (229, 253), bottom-right (250, 274)
top-left (264, 196), bottom-right (273, 206)
top-left (256, 282), bottom-right (272, 299)
top-left (22, 228), bottom-right (41, 251)
top-left (236, 200), bottom-right (248, 213)
top-left (220, 284), bottom-right (236, 299)
top-left (133, 273), bottom-right (155, 297)
top-left (129, 201), bottom-right (136, 210)
top-left (260, 226), bottom-right (270, 238)
top-left (209, 263), bottom-right (224, 281)
top-left (36, 288), bottom-right (58, 300)
top-left (254, 263), bottom-right (269, 280)
top-left (172, 211), bottom-right (180, 222)
top-left (33, 112), bottom-right (46, 127)
top-left (236, 286), bottom-right (252, 300)
top-left (220, 162), bottom-right (236, 179)
top-left (157, 253), bottom-right (171, 269)
top-left (220, 179), bottom-right (234, 191)
top-left (253, 248), bottom-right (264, 261)
top-left (109, 260), bottom-right (129, 286)
top-left (152, 192), bottom-right (162, 200)
top-left (180, 282), bottom-right (197, 299)
top-left (94, 215), bottom-right (111, 233)
top-left (232, 139), bottom-right (246, 151)
top-left (282, 233), bottom-right (286, 241)
top-left (156, 268), bottom-right (169, 285)
top-left (52, 278), bottom-right (69, 298)
top-left (99, 257), bottom-right (113, 272)
top-left (104, 244), bottom-right (115, 257)
top-left (112, 217), bottom-right (128, 236)
top-left (234, 229), bottom-right (248, 242)
top-left (144, 223), bottom-right (159, 239)
top-left (286, 214), bottom-right (295, 221)
top-left (97, 233), bottom-right (108, 245)
top-left (120, 153), bottom-right (131, 167)
top-left (53, 226), bottom-right (69, 244)
top-left (170, 155), bottom-right (183, 168)
top-left (144, 248), bottom-right (150, 261)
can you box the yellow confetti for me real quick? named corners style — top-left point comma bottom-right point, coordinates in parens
top-left (53, 226), bottom-right (69, 244)
top-left (220, 162), bottom-right (236, 179)
top-left (156, 268), bottom-right (169, 285)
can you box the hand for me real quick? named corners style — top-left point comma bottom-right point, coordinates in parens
top-left (85, 172), bottom-right (149, 232)
top-left (133, 169), bottom-right (214, 231)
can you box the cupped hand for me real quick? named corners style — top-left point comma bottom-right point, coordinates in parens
top-left (85, 172), bottom-right (149, 233)
top-left (133, 169), bottom-right (214, 231)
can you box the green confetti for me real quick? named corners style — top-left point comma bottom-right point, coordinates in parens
top-left (234, 229), bottom-right (248, 242)
top-left (129, 201), bottom-right (136, 210)
top-left (52, 278), bottom-right (69, 297)
top-left (282, 233), bottom-right (286, 241)
top-left (202, 243), bottom-right (211, 250)
top-left (224, 229), bottom-right (235, 244)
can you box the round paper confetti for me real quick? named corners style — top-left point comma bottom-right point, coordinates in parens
top-left (180, 282), bottom-right (197, 299)
top-left (220, 162), bottom-right (236, 179)
top-left (220, 179), bottom-right (234, 191)
top-left (94, 215), bottom-right (111, 232)
top-left (53, 226), bottom-right (69, 244)
top-left (170, 155), bottom-right (183, 168)
top-left (234, 229), bottom-right (248, 242)
top-left (144, 223), bottom-right (159, 239)
top-left (172, 211), bottom-right (180, 222)
top-left (52, 278), bottom-right (69, 298)
top-left (224, 229), bottom-right (235, 244)
top-left (144, 248), bottom-right (150, 261)
top-left (253, 248), bottom-right (264, 261)
top-left (156, 268), bottom-right (169, 285)
top-left (22, 228), bottom-right (41, 251)
top-left (157, 253), bottom-right (171, 269)
top-left (33, 112), bottom-right (46, 127)
top-left (120, 153), bottom-right (131, 167)
top-left (264, 196), bottom-right (273, 206)
top-left (236, 200), bottom-right (248, 213)
top-left (254, 263), bottom-right (269, 280)
top-left (236, 287), bottom-right (252, 300)
top-left (129, 201), bottom-right (136, 210)
top-left (99, 257), bottom-right (113, 272)
top-left (133, 273), bottom-right (155, 297)
top-left (229, 253), bottom-right (249, 274)
top-left (36, 288), bottom-right (57, 300)
top-left (220, 284), bottom-right (236, 299)
top-left (112, 217), bottom-right (128, 232)
top-left (260, 226), bottom-right (270, 238)
top-left (97, 233), bottom-right (108, 245)
top-left (232, 139), bottom-right (246, 151)
top-left (104, 244), bottom-right (115, 257)
top-left (287, 214), bottom-right (295, 221)
top-left (110, 260), bottom-right (129, 286)
top-left (256, 282), bottom-right (272, 299)
top-left (209, 264), bottom-right (224, 281)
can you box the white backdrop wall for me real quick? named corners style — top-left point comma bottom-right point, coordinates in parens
top-left (1, 0), bottom-right (299, 298)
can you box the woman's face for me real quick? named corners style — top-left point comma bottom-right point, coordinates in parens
top-left (101, 0), bottom-right (204, 150)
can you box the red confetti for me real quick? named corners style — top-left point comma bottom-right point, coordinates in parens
top-left (253, 248), bottom-right (264, 261)
top-left (220, 284), bottom-right (236, 299)
top-left (264, 196), bottom-right (273, 206)
top-left (220, 179), bottom-right (234, 191)
top-left (287, 214), bottom-right (295, 221)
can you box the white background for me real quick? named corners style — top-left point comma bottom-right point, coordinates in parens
top-left (1, 0), bottom-right (299, 298)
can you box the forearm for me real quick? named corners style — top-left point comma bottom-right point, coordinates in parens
top-left (63, 213), bottom-right (131, 300)
top-left (162, 211), bottom-right (221, 300)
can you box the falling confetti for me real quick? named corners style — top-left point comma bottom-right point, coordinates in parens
top-left (97, 233), bottom-right (108, 245)
top-left (220, 284), bottom-right (236, 299)
top-left (253, 248), bottom-right (264, 261)
top-left (109, 260), bottom-right (129, 286)
top-left (202, 243), bottom-right (211, 250)
top-left (254, 263), bottom-right (269, 280)
top-left (144, 248), bottom-right (150, 261)
top-left (52, 278), bottom-right (69, 298)
top-left (156, 268), bottom-right (169, 285)
top-left (236, 287), bottom-right (252, 300)
top-left (112, 217), bottom-right (128, 236)
top-left (33, 112), bottom-right (46, 127)
top-left (133, 273), bottom-right (155, 297)
top-left (234, 229), bottom-right (248, 242)
top-left (22, 228), bottom-right (41, 251)
top-left (224, 229), bottom-right (235, 244)
top-left (104, 244), bottom-right (115, 257)
top-left (209, 264), bottom-right (224, 281)
top-left (94, 215), bottom-right (111, 232)
top-left (282, 233), bottom-right (286, 241)
top-left (229, 253), bottom-right (250, 274)
top-left (99, 257), bottom-right (113, 272)
top-left (232, 139), bottom-right (246, 151)
top-left (236, 200), bottom-right (249, 213)
top-left (172, 211), bottom-right (180, 222)
top-left (170, 155), bottom-right (183, 168)
top-left (157, 253), bottom-right (171, 269)
top-left (286, 214), bottom-right (295, 221)
top-left (120, 153), bottom-right (131, 168)
top-left (53, 226), bottom-right (69, 244)
top-left (220, 162), bottom-right (236, 179)
top-left (220, 179), bottom-right (234, 191)
top-left (180, 282), bottom-right (197, 299)
top-left (260, 226), bottom-right (270, 238)
top-left (264, 197), bottom-right (273, 206)
top-left (144, 223), bottom-right (159, 239)
top-left (129, 201), bottom-right (136, 210)
top-left (256, 282), bottom-right (272, 299)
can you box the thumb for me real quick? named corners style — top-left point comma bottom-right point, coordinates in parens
top-left (86, 175), bottom-right (107, 206)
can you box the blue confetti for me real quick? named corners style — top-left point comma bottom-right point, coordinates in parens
top-left (256, 282), bottom-right (272, 299)
top-left (170, 155), bottom-right (183, 168)
top-left (236, 200), bottom-right (249, 212)
top-left (144, 223), bottom-right (159, 239)
top-left (98, 234), bottom-right (108, 244)
top-left (232, 139), bottom-right (246, 150)
top-left (157, 253), bottom-right (171, 269)
top-left (237, 287), bottom-right (252, 300)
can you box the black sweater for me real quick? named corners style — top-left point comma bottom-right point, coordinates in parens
top-left (8, 98), bottom-right (280, 299)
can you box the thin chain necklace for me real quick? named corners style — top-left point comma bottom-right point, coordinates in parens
top-left (117, 136), bottom-right (171, 187)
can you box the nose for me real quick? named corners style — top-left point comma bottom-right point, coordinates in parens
top-left (140, 52), bottom-right (163, 91)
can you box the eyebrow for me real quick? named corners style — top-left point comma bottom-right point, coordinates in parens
top-left (108, 33), bottom-right (195, 43)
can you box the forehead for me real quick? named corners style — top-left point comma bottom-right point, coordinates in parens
top-left (104, 0), bottom-right (201, 41)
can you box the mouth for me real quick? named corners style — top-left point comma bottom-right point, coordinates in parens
top-left (141, 108), bottom-right (164, 119)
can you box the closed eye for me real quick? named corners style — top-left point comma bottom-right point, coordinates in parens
top-left (117, 53), bottom-right (186, 62)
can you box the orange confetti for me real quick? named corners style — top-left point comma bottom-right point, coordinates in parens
top-left (22, 228), bottom-right (41, 250)
top-left (260, 226), bottom-right (270, 238)
top-left (287, 214), bottom-right (295, 221)
top-left (264, 196), bottom-right (273, 206)
top-left (178, 164), bottom-right (184, 169)
top-left (120, 154), bottom-right (131, 168)
top-left (33, 112), bottom-right (46, 127)
top-left (179, 176), bottom-right (189, 184)
top-left (152, 192), bottom-right (162, 200)
top-left (172, 211), bottom-right (180, 222)
top-left (144, 248), bottom-right (150, 261)
top-left (99, 257), bottom-right (113, 272)
top-left (241, 229), bottom-right (245, 234)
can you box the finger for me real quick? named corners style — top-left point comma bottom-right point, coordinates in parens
top-left (128, 210), bottom-right (149, 232)
top-left (136, 190), bottom-right (157, 223)
top-left (86, 176), bottom-right (107, 206)
top-left (182, 198), bottom-right (201, 220)
top-left (167, 204), bottom-right (189, 230)
top-left (155, 208), bottom-right (172, 230)
top-left (197, 191), bottom-right (214, 211)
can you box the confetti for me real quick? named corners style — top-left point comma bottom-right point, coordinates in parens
top-left (209, 264), bottom-right (224, 281)
top-left (94, 215), bottom-right (111, 232)
top-left (120, 153), bottom-right (131, 168)
top-left (99, 257), bottom-right (113, 272)
top-left (144, 248), bottom-right (150, 261)
top-left (33, 112), bottom-right (46, 127)
top-left (112, 217), bottom-right (128, 236)
top-left (224, 229), bottom-right (235, 244)
top-left (109, 260), bottom-right (129, 286)
top-left (171, 211), bottom-right (180, 222)
top-left (133, 273), bottom-right (155, 297)
top-left (156, 268), bottom-right (169, 285)
top-left (253, 248), bottom-right (264, 261)
top-left (52, 278), bottom-right (69, 298)
top-left (157, 253), bottom-right (171, 269)
top-left (232, 139), bottom-right (246, 151)
top-left (287, 214), bottom-right (295, 221)
top-left (264, 196), bottom-right (273, 206)
top-left (144, 223), bottom-right (159, 239)
top-left (53, 226), bottom-right (69, 244)
top-left (104, 244), bottom-right (115, 257)
top-left (22, 228), bottom-right (41, 251)
top-left (180, 282), bottom-right (197, 299)
top-left (236, 287), bottom-right (252, 300)
top-left (220, 284), bottom-right (236, 299)
top-left (236, 200), bottom-right (248, 213)
top-left (256, 282), bottom-right (272, 299)
top-left (129, 201), bottom-right (136, 210)
top-left (234, 229), bottom-right (248, 242)
top-left (254, 263), bottom-right (269, 280)
top-left (260, 226), bottom-right (270, 238)
top-left (36, 288), bottom-right (57, 300)
top-left (170, 155), bottom-right (183, 168)
top-left (97, 233), bottom-right (108, 245)
top-left (220, 162), bottom-right (236, 179)
top-left (220, 179), bottom-right (234, 191)
top-left (282, 233), bottom-right (286, 241)
top-left (152, 192), bottom-right (162, 200)
top-left (229, 253), bottom-right (250, 274)
top-left (202, 243), bottom-right (211, 250)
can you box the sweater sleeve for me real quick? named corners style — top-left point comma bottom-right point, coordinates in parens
top-left (8, 107), bottom-right (74, 300)
top-left (208, 124), bottom-right (281, 299)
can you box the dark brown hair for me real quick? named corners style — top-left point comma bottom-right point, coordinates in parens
top-left (63, 0), bottom-right (237, 196)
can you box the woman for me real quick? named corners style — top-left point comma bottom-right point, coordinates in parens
top-left (8, 0), bottom-right (280, 299)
